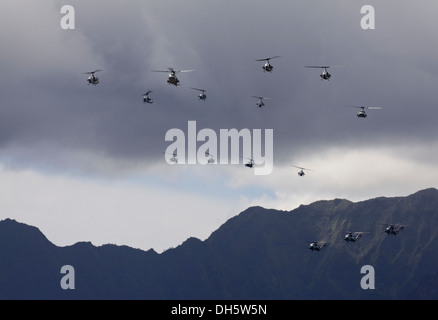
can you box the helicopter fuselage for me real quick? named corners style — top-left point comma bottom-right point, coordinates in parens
top-left (263, 63), bottom-right (273, 72)
top-left (87, 75), bottom-right (99, 85)
top-left (167, 74), bottom-right (179, 86)
top-left (357, 107), bottom-right (367, 118)
top-left (320, 70), bottom-right (331, 80)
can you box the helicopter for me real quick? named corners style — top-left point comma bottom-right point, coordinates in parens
top-left (191, 88), bottom-right (207, 101)
top-left (143, 91), bottom-right (153, 104)
top-left (255, 56), bottom-right (281, 72)
top-left (290, 165), bottom-right (313, 177)
top-left (305, 66), bottom-right (337, 80)
top-left (308, 241), bottom-right (328, 252)
top-left (205, 151), bottom-right (215, 164)
top-left (152, 67), bottom-right (194, 86)
top-left (241, 155), bottom-right (255, 168)
top-left (382, 223), bottom-right (408, 236)
top-left (353, 106), bottom-right (382, 118)
top-left (245, 158), bottom-right (254, 168)
top-left (344, 231), bottom-right (368, 243)
top-left (85, 70), bottom-right (102, 85)
top-left (252, 96), bottom-right (271, 108)
top-left (163, 151), bottom-right (178, 164)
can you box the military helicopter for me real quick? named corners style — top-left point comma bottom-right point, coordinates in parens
top-left (191, 88), bottom-right (207, 101)
top-left (152, 67), bottom-right (194, 86)
top-left (252, 96), bottom-right (271, 108)
top-left (163, 151), bottom-right (178, 164)
top-left (85, 70), bottom-right (102, 85)
top-left (305, 66), bottom-right (337, 80)
top-left (353, 106), bottom-right (382, 118)
top-left (245, 158), bottom-right (254, 168)
top-left (255, 56), bottom-right (281, 72)
top-left (143, 91), bottom-right (153, 104)
top-left (344, 231), bottom-right (368, 243)
top-left (240, 155), bottom-right (254, 168)
top-left (205, 151), bottom-right (215, 164)
top-left (290, 165), bottom-right (313, 177)
top-left (382, 223), bottom-right (408, 236)
top-left (308, 241), bottom-right (328, 252)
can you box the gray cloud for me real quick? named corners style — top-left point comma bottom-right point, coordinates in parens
top-left (1, 0), bottom-right (437, 174)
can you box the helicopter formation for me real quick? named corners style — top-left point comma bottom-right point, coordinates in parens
top-left (308, 223), bottom-right (409, 252)
top-left (84, 53), bottom-right (383, 173)
top-left (84, 60), bottom-right (379, 119)
top-left (79, 33), bottom-right (416, 264)
top-left (84, 52), bottom-right (385, 118)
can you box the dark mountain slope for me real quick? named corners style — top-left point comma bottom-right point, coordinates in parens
top-left (0, 188), bottom-right (437, 299)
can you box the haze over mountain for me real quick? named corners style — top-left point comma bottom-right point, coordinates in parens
top-left (1, 188), bottom-right (437, 300)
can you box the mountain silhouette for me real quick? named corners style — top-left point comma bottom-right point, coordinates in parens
top-left (1, 188), bottom-right (437, 300)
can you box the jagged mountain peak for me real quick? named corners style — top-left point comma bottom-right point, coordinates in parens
top-left (0, 218), bottom-right (54, 248)
top-left (1, 188), bottom-right (438, 299)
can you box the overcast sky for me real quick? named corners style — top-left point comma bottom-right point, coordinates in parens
top-left (1, 0), bottom-right (437, 252)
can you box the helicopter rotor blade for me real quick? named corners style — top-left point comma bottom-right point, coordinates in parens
top-left (85, 69), bottom-right (102, 74)
top-left (256, 55), bottom-right (281, 62)
top-left (352, 106), bottom-right (382, 110)
top-left (305, 65), bottom-right (342, 68)
top-left (290, 165), bottom-right (313, 171)
top-left (252, 96), bottom-right (271, 100)
top-left (305, 66), bottom-right (330, 69)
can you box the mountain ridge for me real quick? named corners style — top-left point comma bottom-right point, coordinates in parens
top-left (0, 187), bottom-right (437, 299)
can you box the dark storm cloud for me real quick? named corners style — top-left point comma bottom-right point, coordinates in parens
top-left (1, 0), bottom-right (437, 174)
